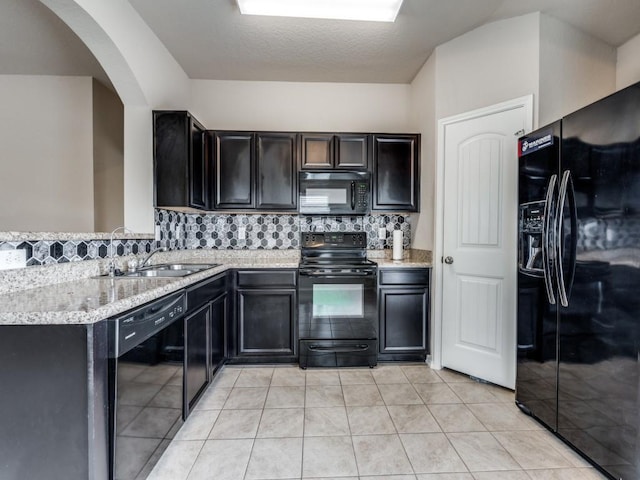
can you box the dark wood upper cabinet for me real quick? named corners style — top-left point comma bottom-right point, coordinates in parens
top-left (154, 111), bottom-right (211, 210)
top-left (154, 120), bottom-right (419, 213)
top-left (256, 133), bottom-right (298, 211)
top-left (213, 132), bottom-right (254, 209)
top-left (300, 134), bottom-right (334, 169)
top-left (372, 134), bottom-right (420, 212)
top-left (335, 134), bottom-right (369, 169)
top-left (300, 133), bottom-right (369, 170)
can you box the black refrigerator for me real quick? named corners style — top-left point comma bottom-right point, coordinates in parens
top-left (516, 82), bottom-right (640, 480)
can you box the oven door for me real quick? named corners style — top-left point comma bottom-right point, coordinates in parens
top-left (298, 268), bottom-right (377, 367)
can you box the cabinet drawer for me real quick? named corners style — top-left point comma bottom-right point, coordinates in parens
top-left (237, 270), bottom-right (297, 288)
top-left (187, 273), bottom-right (227, 311)
top-left (379, 268), bottom-right (429, 286)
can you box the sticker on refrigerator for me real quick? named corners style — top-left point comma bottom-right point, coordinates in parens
top-left (519, 128), bottom-right (554, 157)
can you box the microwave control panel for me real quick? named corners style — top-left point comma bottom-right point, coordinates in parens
top-left (356, 182), bottom-right (369, 209)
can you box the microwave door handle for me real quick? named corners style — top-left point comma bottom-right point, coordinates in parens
top-left (350, 181), bottom-right (356, 210)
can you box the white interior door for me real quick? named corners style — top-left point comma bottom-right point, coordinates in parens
top-left (439, 98), bottom-right (532, 389)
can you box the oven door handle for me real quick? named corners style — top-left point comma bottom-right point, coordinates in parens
top-left (308, 344), bottom-right (371, 352)
top-left (299, 270), bottom-right (375, 277)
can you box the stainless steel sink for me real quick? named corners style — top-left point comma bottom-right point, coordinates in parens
top-left (124, 269), bottom-right (195, 277)
top-left (152, 263), bottom-right (220, 271)
top-left (97, 263), bottom-right (220, 278)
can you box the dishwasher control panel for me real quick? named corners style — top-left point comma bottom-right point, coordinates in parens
top-left (110, 291), bottom-right (186, 357)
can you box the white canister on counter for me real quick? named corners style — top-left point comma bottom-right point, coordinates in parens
top-left (392, 230), bottom-right (403, 260)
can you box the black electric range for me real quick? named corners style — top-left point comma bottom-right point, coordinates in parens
top-left (298, 232), bottom-right (378, 368)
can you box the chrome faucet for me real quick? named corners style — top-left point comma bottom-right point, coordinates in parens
top-left (108, 226), bottom-right (133, 277)
top-left (138, 246), bottom-right (168, 270)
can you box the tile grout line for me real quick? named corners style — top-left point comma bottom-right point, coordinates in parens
top-left (340, 372), bottom-right (361, 479)
top-left (242, 367), bottom-right (274, 480)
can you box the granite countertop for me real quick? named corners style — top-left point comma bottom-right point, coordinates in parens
top-left (374, 258), bottom-right (432, 268)
top-left (0, 249), bottom-right (430, 326)
top-left (369, 248), bottom-right (432, 268)
top-left (0, 257), bottom-right (299, 326)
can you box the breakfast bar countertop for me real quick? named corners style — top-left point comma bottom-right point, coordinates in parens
top-left (0, 255), bottom-right (299, 326)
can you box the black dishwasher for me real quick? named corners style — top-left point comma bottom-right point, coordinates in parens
top-left (108, 291), bottom-right (186, 480)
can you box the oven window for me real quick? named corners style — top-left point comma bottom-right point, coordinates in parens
top-left (313, 284), bottom-right (363, 317)
top-left (302, 188), bottom-right (347, 207)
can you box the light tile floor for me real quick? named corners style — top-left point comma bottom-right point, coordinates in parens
top-left (147, 364), bottom-right (607, 480)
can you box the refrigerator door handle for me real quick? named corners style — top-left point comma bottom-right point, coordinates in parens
top-left (555, 170), bottom-right (576, 308)
top-left (542, 174), bottom-right (557, 305)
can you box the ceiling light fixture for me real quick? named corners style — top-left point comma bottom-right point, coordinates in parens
top-left (236, 0), bottom-right (404, 22)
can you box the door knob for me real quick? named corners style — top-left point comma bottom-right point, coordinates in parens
top-left (444, 256), bottom-right (454, 264)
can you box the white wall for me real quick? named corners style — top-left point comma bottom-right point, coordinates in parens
top-left (93, 79), bottom-right (124, 232)
top-left (41, 0), bottom-right (192, 233)
top-left (539, 14), bottom-right (616, 126)
top-left (434, 13), bottom-right (541, 123)
top-left (190, 80), bottom-right (412, 132)
top-left (409, 13), bottom-right (541, 251)
top-left (617, 32), bottom-right (640, 90)
top-left (0, 75), bottom-right (94, 232)
top-left (409, 53), bottom-right (436, 250)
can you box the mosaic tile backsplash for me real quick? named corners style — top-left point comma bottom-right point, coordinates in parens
top-left (0, 238), bottom-right (157, 267)
top-left (155, 209), bottom-right (411, 251)
top-left (0, 211), bottom-right (411, 267)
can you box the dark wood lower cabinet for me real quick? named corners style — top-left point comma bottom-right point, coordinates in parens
top-left (210, 291), bottom-right (228, 376)
top-left (237, 289), bottom-right (297, 359)
top-left (184, 272), bottom-right (228, 416)
top-left (378, 268), bottom-right (430, 361)
top-left (229, 269), bottom-right (298, 364)
top-left (185, 303), bottom-right (210, 417)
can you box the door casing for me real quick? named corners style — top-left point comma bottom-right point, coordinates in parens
top-left (431, 96), bottom-right (534, 379)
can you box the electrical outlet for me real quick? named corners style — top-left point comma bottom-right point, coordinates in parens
top-left (0, 249), bottom-right (27, 270)
top-left (238, 227), bottom-right (246, 240)
top-left (378, 227), bottom-right (387, 239)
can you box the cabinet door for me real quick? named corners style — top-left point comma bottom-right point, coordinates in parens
top-left (185, 303), bottom-right (210, 417)
top-left (300, 134), bottom-right (334, 169)
top-left (372, 134), bottom-right (420, 211)
top-left (256, 133), bottom-right (297, 210)
top-left (189, 118), bottom-right (210, 209)
top-left (237, 289), bottom-right (296, 356)
top-left (336, 134), bottom-right (369, 170)
top-left (154, 112), bottom-right (188, 209)
top-left (210, 292), bottom-right (227, 376)
top-left (379, 287), bottom-right (428, 354)
top-left (214, 132), bottom-right (254, 209)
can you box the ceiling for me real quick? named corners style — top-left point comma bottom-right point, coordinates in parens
top-left (2, 0), bottom-right (640, 87)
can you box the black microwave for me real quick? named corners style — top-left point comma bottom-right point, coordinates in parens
top-left (299, 171), bottom-right (371, 215)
